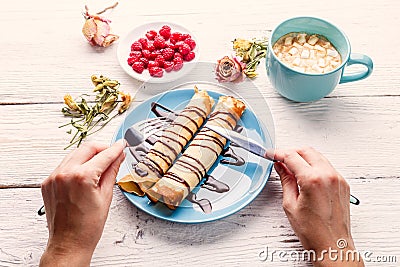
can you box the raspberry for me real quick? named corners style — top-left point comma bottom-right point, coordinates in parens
top-left (174, 41), bottom-right (184, 49)
top-left (127, 57), bottom-right (138, 66)
top-left (127, 51), bottom-right (142, 65)
top-left (183, 51), bottom-right (195, 61)
top-left (159, 25), bottom-right (171, 40)
top-left (150, 50), bottom-right (162, 60)
top-left (149, 67), bottom-right (164, 77)
top-left (170, 32), bottom-right (182, 44)
top-left (145, 30), bottom-right (157, 40)
top-left (154, 36), bottom-right (166, 49)
top-left (166, 43), bottom-right (176, 50)
top-left (129, 51), bottom-right (142, 58)
top-left (131, 41), bottom-right (142, 51)
top-left (160, 25), bottom-right (171, 31)
top-left (132, 61), bottom-right (145, 74)
top-left (184, 38), bottom-right (196, 50)
top-left (144, 42), bottom-right (155, 52)
top-left (173, 57), bottom-right (184, 71)
top-left (138, 38), bottom-right (148, 47)
top-left (163, 61), bottom-right (174, 72)
top-left (162, 47), bottom-right (174, 61)
top-left (139, 57), bottom-right (149, 68)
top-left (181, 33), bottom-right (191, 40)
top-left (142, 49), bottom-right (151, 59)
top-left (178, 43), bottom-right (191, 55)
top-left (174, 52), bottom-right (183, 59)
top-left (148, 61), bottom-right (159, 69)
top-left (155, 55), bottom-right (165, 68)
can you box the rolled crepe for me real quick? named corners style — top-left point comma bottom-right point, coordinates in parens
top-left (118, 86), bottom-right (214, 196)
top-left (146, 95), bottom-right (246, 208)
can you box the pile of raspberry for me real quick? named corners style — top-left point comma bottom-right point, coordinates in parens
top-left (127, 25), bottom-right (196, 77)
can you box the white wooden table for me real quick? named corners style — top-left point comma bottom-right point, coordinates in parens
top-left (1, 0), bottom-right (399, 266)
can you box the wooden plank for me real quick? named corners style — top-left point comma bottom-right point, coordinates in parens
top-left (0, 0), bottom-right (399, 104)
top-left (1, 96), bottom-right (399, 185)
top-left (1, 1), bottom-right (399, 266)
top-left (0, 178), bottom-right (399, 266)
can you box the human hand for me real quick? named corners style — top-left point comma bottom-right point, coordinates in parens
top-left (274, 147), bottom-right (363, 267)
top-left (40, 140), bottom-right (126, 267)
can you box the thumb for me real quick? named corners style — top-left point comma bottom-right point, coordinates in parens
top-left (99, 151), bottom-right (126, 196)
top-left (274, 162), bottom-right (299, 207)
top-left (84, 139), bottom-right (126, 177)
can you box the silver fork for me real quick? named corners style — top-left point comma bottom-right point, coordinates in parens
top-left (124, 117), bottom-right (170, 147)
top-left (37, 117), bottom-right (170, 216)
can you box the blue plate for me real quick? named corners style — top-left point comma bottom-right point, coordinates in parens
top-left (112, 89), bottom-right (273, 223)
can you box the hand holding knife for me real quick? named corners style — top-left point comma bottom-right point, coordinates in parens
top-left (206, 125), bottom-right (360, 205)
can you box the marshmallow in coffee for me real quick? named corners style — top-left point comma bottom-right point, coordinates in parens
top-left (273, 32), bottom-right (342, 74)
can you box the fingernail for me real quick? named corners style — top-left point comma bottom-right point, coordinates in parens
top-left (274, 162), bottom-right (283, 173)
top-left (116, 139), bottom-right (127, 147)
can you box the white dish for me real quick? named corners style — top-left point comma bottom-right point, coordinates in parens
top-left (117, 22), bottom-right (199, 83)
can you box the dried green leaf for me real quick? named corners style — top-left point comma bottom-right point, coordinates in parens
top-left (232, 36), bottom-right (269, 78)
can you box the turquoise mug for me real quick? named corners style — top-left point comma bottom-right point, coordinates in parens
top-left (266, 17), bottom-right (373, 102)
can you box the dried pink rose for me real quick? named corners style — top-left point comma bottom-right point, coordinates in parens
top-left (215, 56), bottom-right (246, 83)
top-left (82, 3), bottom-right (119, 47)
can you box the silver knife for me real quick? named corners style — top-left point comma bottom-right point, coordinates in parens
top-left (206, 125), bottom-right (360, 205)
top-left (206, 125), bottom-right (275, 161)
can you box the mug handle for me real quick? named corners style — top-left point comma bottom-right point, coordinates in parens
top-left (339, 53), bottom-right (373, 84)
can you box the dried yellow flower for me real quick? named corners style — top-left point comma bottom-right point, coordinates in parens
top-left (233, 38), bottom-right (252, 51)
top-left (100, 94), bottom-right (117, 113)
top-left (118, 91), bottom-right (132, 114)
top-left (63, 94), bottom-right (80, 112)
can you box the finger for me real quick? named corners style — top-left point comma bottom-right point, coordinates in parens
top-left (274, 162), bottom-right (299, 207)
top-left (274, 149), bottom-right (311, 175)
top-left (62, 142), bottom-right (109, 166)
top-left (83, 139), bottom-right (126, 176)
top-left (296, 146), bottom-right (331, 167)
top-left (99, 152), bottom-right (126, 196)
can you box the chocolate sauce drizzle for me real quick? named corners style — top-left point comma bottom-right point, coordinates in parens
top-left (164, 172), bottom-right (190, 191)
top-left (150, 102), bottom-right (177, 120)
top-left (220, 147), bottom-right (245, 166)
top-left (189, 143), bottom-right (219, 157)
top-left (137, 157), bottom-right (162, 177)
top-left (175, 161), bottom-right (203, 181)
top-left (201, 175), bottom-right (229, 193)
top-left (146, 136), bottom-right (158, 146)
top-left (181, 154), bottom-right (207, 177)
top-left (186, 192), bottom-right (212, 214)
top-left (134, 166), bottom-right (148, 177)
top-left (195, 132), bottom-right (225, 149)
top-left (177, 113), bottom-right (200, 128)
top-left (234, 124), bottom-right (243, 133)
top-left (162, 129), bottom-right (190, 142)
top-left (149, 149), bottom-right (172, 165)
top-left (170, 122), bottom-right (194, 136)
top-left (208, 111), bottom-right (237, 130)
top-left (182, 106), bottom-right (207, 118)
top-left (185, 105), bottom-right (207, 117)
top-left (185, 174), bottom-right (231, 213)
top-left (129, 146), bottom-right (148, 162)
